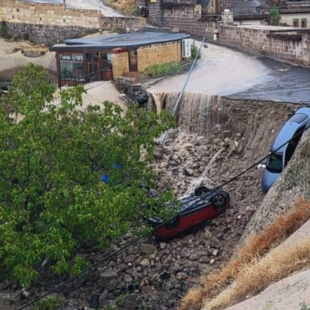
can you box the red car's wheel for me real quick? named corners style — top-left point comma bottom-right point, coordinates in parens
top-left (194, 186), bottom-right (210, 196)
top-left (164, 216), bottom-right (180, 230)
top-left (211, 193), bottom-right (226, 211)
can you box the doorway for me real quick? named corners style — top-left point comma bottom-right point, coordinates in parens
top-left (128, 50), bottom-right (138, 72)
top-left (88, 63), bottom-right (100, 82)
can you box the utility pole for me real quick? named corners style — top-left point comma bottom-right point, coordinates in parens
top-left (159, 38), bottom-right (206, 145)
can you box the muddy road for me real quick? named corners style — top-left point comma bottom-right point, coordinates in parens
top-left (148, 43), bottom-right (310, 104)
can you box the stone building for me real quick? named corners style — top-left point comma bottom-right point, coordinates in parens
top-left (279, 0), bottom-right (310, 27)
top-left (49, 30), bottom-right (190, 87)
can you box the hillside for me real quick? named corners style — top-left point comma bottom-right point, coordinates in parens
top-left (179, 126), bottom-right (310, 310)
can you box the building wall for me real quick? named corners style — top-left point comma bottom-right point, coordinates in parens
top-left (111, 41), bottom-right (182, 78)
top-left (280, 13), bottom-right (310, 27)
top-left (148, 0), bottom-right (163, 24)
top-left (146, 1), bottom-right (310, 66)
top-left (217, 25), bottom-right (310, 66)
top-left (219, 0), bottom-right (244, 11)
top-left (137, 41), bottom-right (182, 71)
top-left (111, 52), bottom-right (130, 79)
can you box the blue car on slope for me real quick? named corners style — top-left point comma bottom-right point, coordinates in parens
top-left (261, 107), bottom-right (310, 193)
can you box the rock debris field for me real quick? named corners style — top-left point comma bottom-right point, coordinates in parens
top-left (4, 96), bottom-right (303, 310)
top-left (55, 128), bottom-right (264, 310)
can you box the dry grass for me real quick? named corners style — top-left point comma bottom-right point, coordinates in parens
top-left (108, 0), bottom-right (137, 14)
top-left (179, 198), bottom-right (310, 310)
top-left (205, 238), bottom-right (310, 310)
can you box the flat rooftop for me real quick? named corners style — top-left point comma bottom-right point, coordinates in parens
top-left (234, 24), bottom-right (305, 31)
top-left (50, 31), bottom-right (191, 52)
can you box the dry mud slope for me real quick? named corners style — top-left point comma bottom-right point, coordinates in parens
top-left (7, 93), bottom-right (305, 310)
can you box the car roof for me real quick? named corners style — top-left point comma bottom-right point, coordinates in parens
top-left (271, 107), bottom-right (310, 152)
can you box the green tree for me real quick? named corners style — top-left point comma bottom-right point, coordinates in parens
top-left (270, 5), bottom-right (280, 26)
top-left (0, 63), bottom-right (175, 287)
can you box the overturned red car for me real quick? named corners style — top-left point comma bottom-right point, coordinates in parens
top-left (148, 186), bottom-right (230, 240)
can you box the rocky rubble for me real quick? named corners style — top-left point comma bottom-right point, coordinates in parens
top-left (2, 127), bottom-right (265, 310)
top-left (58, 129), bottom-right (265, 309)
top-left (6, 96), bottom-right (301, 310)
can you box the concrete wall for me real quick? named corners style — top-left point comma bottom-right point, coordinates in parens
top-left (137, 41), bottom-right (182, 71)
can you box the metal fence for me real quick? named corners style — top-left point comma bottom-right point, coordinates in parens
top-left (59, 64), bottom-right (112, 90)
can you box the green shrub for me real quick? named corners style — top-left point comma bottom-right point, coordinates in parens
top-left (1, 21), bottom-right (12, 40)
top-left (13, 34), bottom-right (22, 41)
top-left (33, 296), bottom-right (61, 310)
top-left (23, 33), bottom-right (30, 41)
top-left (128, 5), bottom-right (141, 16)
top-left (191, 44), bottom-right (201, 60)
top-left (113, 27), bottom-right (127, 34)
top-left (1, 21), bottom-right (8, 38)
top-left (143, 61), bottom-right (183, 78)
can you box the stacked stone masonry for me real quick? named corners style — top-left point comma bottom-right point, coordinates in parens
top-left (112, 52), bottom-right (130, 79)
top-left (147, 1), bottom-right (310, 66)
top-left (0, 0), bottom-right (101, 28)
top-left (137, 41), bottom-right (182, 71)
top-left (217, 26), bottom-right (310, 66)
top-left (0, 0), bottom-right (144, 45)
top-left (5, 22), bottom-right (97, 46)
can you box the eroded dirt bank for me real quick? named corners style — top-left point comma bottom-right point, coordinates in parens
top-left (3, 95), bottom-right (304, 310)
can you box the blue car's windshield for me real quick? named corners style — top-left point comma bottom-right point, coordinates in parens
top-left (266, 153), bottom-right (283, 173)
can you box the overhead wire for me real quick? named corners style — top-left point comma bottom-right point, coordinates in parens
top-left (18, 120), bottom-right (310, 310)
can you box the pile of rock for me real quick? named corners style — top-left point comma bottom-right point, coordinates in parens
top-left (9, 128), bottom-right (264, 310)
top-left (58, 128), bottom-right (264, 309)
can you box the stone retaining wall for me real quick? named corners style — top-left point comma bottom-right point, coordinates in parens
top-left (5, 22), bottom-right (97, 45)
top-left (0, 0), bottom-right (101, 28)
top-left (99, 16), bottom-right (146, 32)
top-left (0, 0), bottom-right (144, 45)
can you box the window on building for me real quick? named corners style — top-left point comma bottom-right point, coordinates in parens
top-left (102, 53), bottom-right (112, 69)
top-left (87, 53), bottom-right (99, 62)
top-left (72, 54), bottom-right (83, 61)
top-left (301, 18), bottom-right (307, 28)
top-left (60, 54), bottom-right (84, 80)
top-left (293, 19), bottom-right (299, 27)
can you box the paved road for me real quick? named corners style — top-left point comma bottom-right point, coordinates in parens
top-left (231, 57), bottom-right (310, 104)
top-left (149, 41), bottom-right (310, 104)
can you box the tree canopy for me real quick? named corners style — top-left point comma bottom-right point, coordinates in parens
top-left (0, 63), bottom-right (175, 286)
